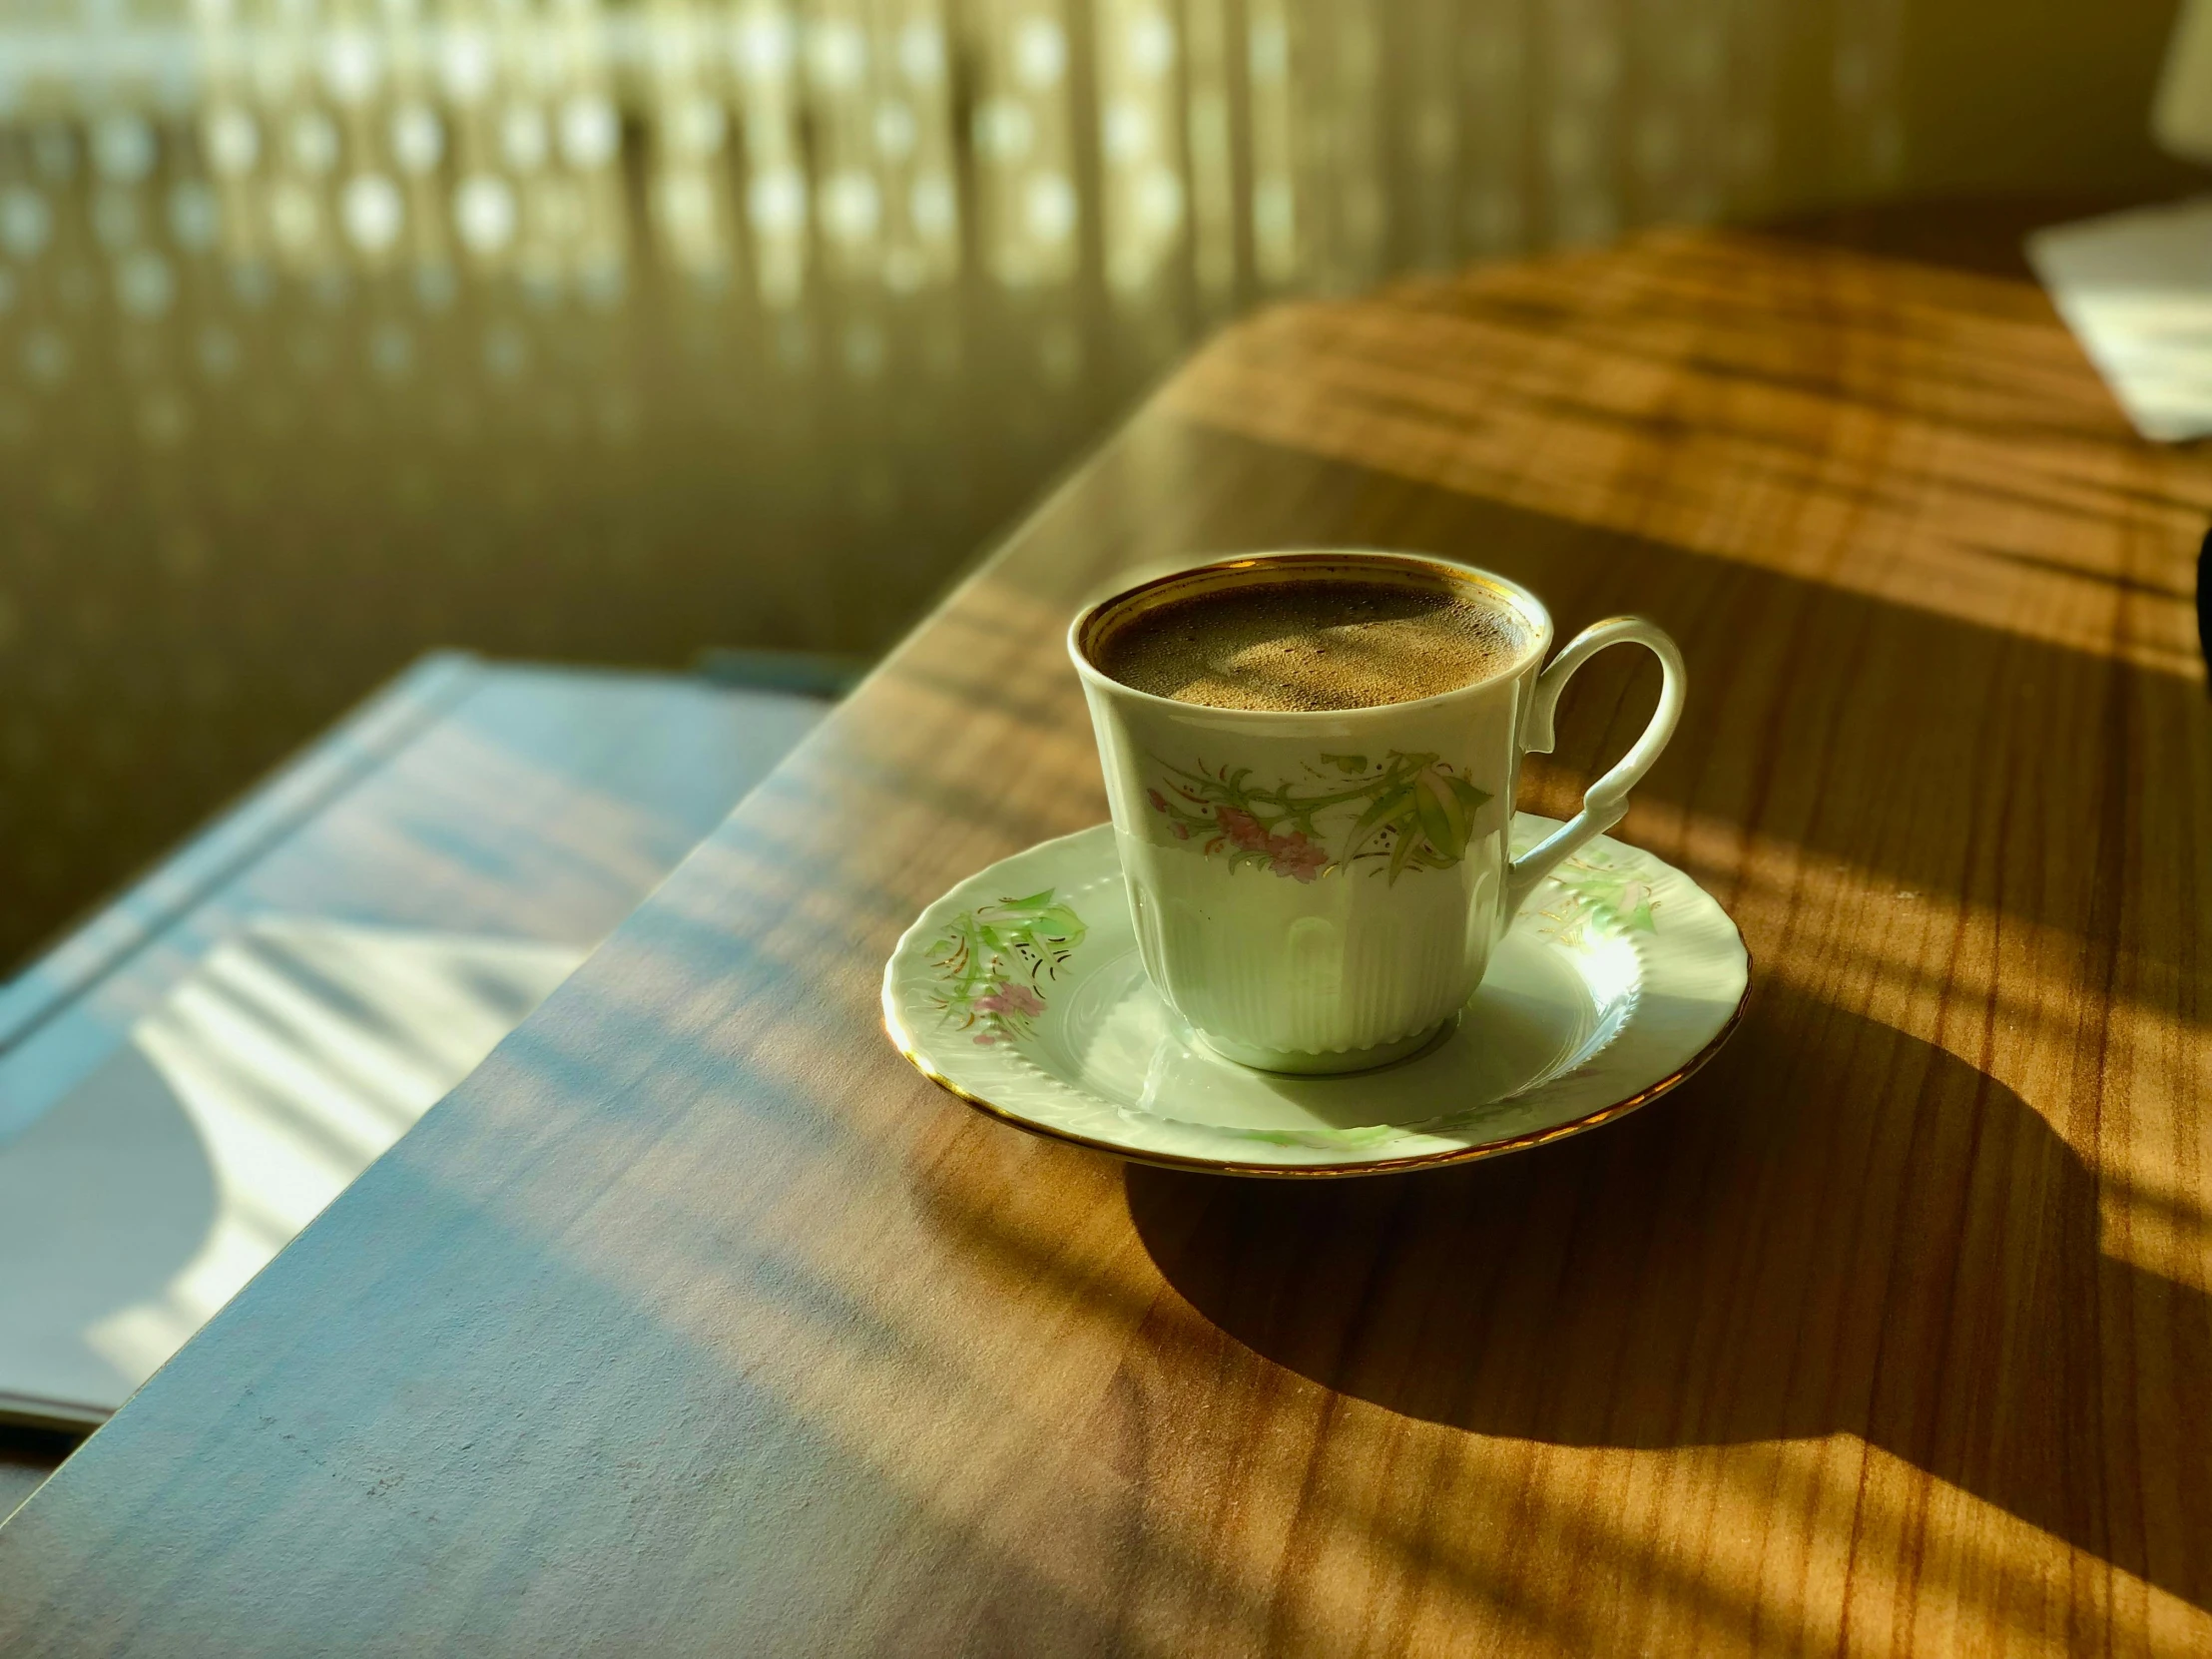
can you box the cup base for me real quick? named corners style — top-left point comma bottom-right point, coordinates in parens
top-left (1194, 1015), bottom-right (1459, 1077)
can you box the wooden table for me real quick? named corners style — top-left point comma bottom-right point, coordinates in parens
top-left (2, 218), bottom-right (2207, 1656)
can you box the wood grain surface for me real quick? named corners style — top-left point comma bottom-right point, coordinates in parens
top-left (1, 218), bottom-right (2207, 1656)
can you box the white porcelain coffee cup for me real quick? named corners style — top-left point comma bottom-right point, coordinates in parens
top-left (1070, 551), bottom-right (1685, 1074)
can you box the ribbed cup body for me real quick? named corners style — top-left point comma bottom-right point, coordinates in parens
top-left (1117, 823), bottom-right (1507, 1056)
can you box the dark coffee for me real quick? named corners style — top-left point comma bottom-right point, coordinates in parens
top-left (1094, 575), bottom-right (1532, 712)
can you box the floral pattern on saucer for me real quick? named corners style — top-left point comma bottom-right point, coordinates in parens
top-left (925, 888), bottom-right (1086, 1046)
top-left (1539, 847), bottom-right (1662, 945)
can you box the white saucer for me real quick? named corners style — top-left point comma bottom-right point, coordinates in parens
top-left (882, 816), bottom-right (1750, 1177)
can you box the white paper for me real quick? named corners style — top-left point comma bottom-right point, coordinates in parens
top-left (0, 919), bottom-right (584, 1421)
top-left (2028, 197), bottom-right (2212, 442)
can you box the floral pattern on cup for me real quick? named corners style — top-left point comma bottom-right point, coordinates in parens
top-left (927, 888), bottom-right (1086, 1046)
top-left (1145, 750), bottom-right (1492, 883)
top-left (1540, 849), bottom-right (1661, 945)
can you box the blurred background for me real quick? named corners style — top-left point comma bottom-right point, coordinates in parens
top-left (0, 0), bottom-right (2197, 971)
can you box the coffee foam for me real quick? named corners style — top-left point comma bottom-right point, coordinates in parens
top-left (1095, 576), bottom-right (1531, 712)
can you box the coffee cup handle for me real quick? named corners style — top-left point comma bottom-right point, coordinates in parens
top-left (1502, 617), bottom-right (1686, 919)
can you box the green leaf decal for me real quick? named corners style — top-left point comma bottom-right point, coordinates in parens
top-left (1386, 820), bottom-right (1419, 883)
top-left (1443, 775), bottom-right (1490, 814)
top-left (1415, 771), bottom-right (1469, 861)
top-left (1537, 851), bottom-right (1664, 946)
top-left (1344, 785), bottom-right (1412, 862)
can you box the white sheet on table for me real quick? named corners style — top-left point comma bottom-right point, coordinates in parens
top-left (0, 919), bottom-right (584, 1419)
top-left (2028, 197), bottom-right (2212, 443)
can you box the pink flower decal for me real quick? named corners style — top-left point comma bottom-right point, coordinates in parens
top-left (1146, 789), bottom-right (1169, 813)
top-left (1266, 832), bottom-right (1329, 882)
top-left (1215, 807), bottom-right (1272, 851)
top-left (974, 980), bottom-right (1045, 1018)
